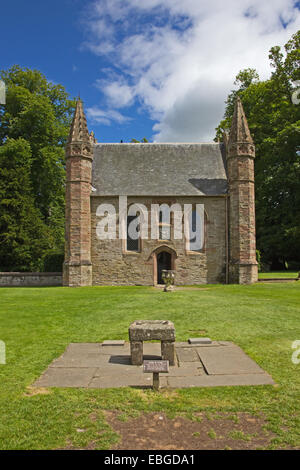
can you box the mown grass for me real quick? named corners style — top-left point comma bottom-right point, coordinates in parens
top-left (258, 271), bottom-right (298, 279)
top-left (0, 283), bottom-right (299, 449)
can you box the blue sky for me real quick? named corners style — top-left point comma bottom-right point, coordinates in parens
top-left (1, 0), bottom-right (300, 142)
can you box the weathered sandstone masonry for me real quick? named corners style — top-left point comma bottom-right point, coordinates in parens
top-left (227, 97), bottom-right (258, 284)
top-left (63, 97), bottom-right (257, 286)
top-left (63, 99), bottom-right (93, 286)
top-left (91, 195), bottom-right (227, 286)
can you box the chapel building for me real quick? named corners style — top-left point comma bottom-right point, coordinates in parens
top-left (63, 97), bottom-right (258, 286)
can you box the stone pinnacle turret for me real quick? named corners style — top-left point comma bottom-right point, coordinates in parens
top-left (228, 96), bottom-right (253, 146)
top-left (63, 98), bottom-right (93, 287)
top-left (68, 98), bottom-right (91, 143)
top-left (226, 97), bottom-right (258, 284)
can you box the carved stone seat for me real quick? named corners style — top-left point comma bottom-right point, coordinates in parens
top-left (129, 320), bottom-right (175, 366)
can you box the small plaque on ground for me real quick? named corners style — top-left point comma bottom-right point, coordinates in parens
top-left (188, 338), bottom-right (212, 345)
top-left (102, 340), bottom-right (125, 346)
top-left (143, 360), bottom-right (169, 373)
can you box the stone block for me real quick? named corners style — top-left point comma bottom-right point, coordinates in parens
top-left (102, 340), bottom-right (125, 346)
top-left (188, 337), bottom-right (212, 345)
top-left (129, 320), bottom-right (175, 342)
top-left (130, 340), bottom-right (143, 365)
top-left (161, 341), bottom-right (175, 366)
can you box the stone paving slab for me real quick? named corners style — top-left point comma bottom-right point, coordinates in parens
top-left (33, 341), bottom-right (275, 389)
top-left (34, 367), bottom-right (98, 388)
top-left (166, 366), bottom-right (205, 377)
top-left (175, 341), bottom-right (222, 348)
top-left (99, 342), bottom-right (162, 356)
top-left (98, 345), bottom-right (131, 356)
top-left (50, 352), bottom-right (111, 368)
top-left (93, 365), bottom-right (144, 377)
top-left (197, 345), bottom-right (266, 375)
top-left (176, 361), bottom-right (204, 370)
top-left (102, 340), bottom-right (125, 346)
top-left (63, 343), bottom-right (102, 355)
top-left (88, 375), bottom-right (168, 389)
top-left (176, 347), bottom-right (200, 362)
top-left (167, 373), bottom-right (274, 388)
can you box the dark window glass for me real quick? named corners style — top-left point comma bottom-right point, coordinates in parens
top-left (127, 215), bottom-right (139, 252)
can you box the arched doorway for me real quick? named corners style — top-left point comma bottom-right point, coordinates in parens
top-left (157, 251), bottom-right (172, 284)
top-left (149, 246), bottom-right (177, 285)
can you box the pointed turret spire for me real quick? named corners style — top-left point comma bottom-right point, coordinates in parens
top-left (228, 96), bottom-right (253, 145)
top-left (227, 97), bottom-right (255, 159)
top-left (68, 98), bottom-right (91, 143)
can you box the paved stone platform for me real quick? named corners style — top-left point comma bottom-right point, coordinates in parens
top-left (33, 341), bottom-right (275, 389)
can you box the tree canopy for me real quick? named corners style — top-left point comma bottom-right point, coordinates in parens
top-left (0, 65), bottom-right (75, 271)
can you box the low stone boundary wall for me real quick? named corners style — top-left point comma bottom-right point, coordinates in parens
top-left (0, 272), bottom-right (62, 287)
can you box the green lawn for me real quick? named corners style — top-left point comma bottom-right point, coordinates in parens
top-left (259, 271), bottom-right (298, 279)
top-left (0, 283), bottom-right (299, 450)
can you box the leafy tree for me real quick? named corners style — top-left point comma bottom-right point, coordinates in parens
top-left (0, 65), bottom-right (75, 270)
top-left (216, 30), bottom-right (300, 269)
top-left (0, 138), bottom-right (50, 271)
top-left (130, 137), bottom-right (149, 143)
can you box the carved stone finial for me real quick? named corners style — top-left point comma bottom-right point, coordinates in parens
top-left (223, 130), bottom-right (229, 148)
top-left (228, 97), bottom-right (254, 158)
top-left (229, 97), bottom-right (253, 143)
top-left (68, 98), bottom-right (91, 144)
top-left (89, 130), bottom-right (97, 144)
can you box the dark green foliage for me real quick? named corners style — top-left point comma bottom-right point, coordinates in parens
top-left (0, 65), bottom-right (75, 271)
top-left (0, 138), bottom-right (50, 271)
top-left (130, 137), bottom-right (149, 143)
top-left (256, 250), bottom-right (262, 272)
top-left (42, 251), bottom-right (65, 272)
top-left (216, 31), bottom-right (300, 269)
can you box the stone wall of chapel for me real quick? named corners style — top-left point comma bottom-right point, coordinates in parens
top-left (91, 196), bottom-right (227, 285)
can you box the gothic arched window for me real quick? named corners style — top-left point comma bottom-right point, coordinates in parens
top-left (187, 207), bottom-right (205, 252)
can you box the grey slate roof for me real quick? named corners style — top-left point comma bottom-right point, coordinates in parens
top-left (91, 143), bottom-right (227, 196)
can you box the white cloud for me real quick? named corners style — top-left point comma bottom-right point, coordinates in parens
top-left (86, 106), bottom-right (132, 125)
top-left (95, 78), bottom-right (135, 108)
top-left (82, 0), bottom-right (300, 141)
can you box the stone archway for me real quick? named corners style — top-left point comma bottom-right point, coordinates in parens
top-left (157, 251), bottom-right (172, 284)
top-left (149, 246), bottom-right (178, 285)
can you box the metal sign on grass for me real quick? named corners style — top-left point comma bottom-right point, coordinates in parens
top-left (143, 360), bottom-right (169, 373)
